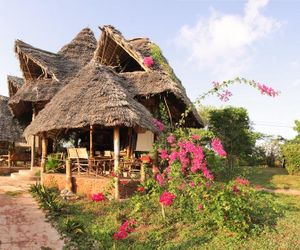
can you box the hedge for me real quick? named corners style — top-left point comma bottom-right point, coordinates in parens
top-left (281, 143), bottom-right (300, 175)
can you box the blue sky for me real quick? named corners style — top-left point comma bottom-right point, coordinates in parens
top-left (0, 0), bottom-right (299, 139)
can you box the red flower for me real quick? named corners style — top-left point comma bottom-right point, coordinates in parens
top-left (140, 155), bottom-right (151, 164)
top-left (232, 185), bottom-right (240, 193)
top-left (152, 165), bottom-right (159, 174)
top-left (198, 204), bottom-right (204, 211)
top-left (236, 177), bottom-right (250, 186)
top-left (159, 191), bottom-right (176, 206)
top-left (156, 174), bottom-right (165, 186)
top-left (91, 192), bottom-right (107, 202)
top-left (137, 186), bottom-right (145, 193)
top-left (167, 134), bottom-right (176, 144)
top-left (113, 219), bottom-right (136, 240)
top-left (109, 171), bottom-right (118, 178)
top-left (191, 134), bottom-right (201, 140)
top-left (143, 56), bottom-right (154, 68)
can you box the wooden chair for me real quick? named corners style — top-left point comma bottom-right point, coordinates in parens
top-left (67, 148), bottom-right (89, 175)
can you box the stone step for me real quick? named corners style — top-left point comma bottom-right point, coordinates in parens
top-left (19, 169), bottom-right (40, 177)
top-left (11, 172), bottom-right (40, 181)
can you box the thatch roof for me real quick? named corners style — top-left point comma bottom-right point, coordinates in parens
top-left (58, 27), bottom-right (97, 67)
top-left (24, 63), bottom-right (159, 137)
top-left (0, 96), bottom-right (24, 143)
top-left (94, 25), bottom-right (202, 127)
top-left (94, 25), bottom-right (147, 72)
top-left (7, 75), bottom-right (24, 97)
top-left (120, 71), bottom-right (203, 127)
top-left (9, 28), bottom-right (97, 116)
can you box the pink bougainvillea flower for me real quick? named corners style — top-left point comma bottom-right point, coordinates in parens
top-left (167, 134), bottom-right (176, 144)
top-left (198, 204), bottom-right (204, 211)
top-left (232, 185), bottom-right (240, 193)
top-left (169, 151), bottom-right (178, 164)
top-left (156, 174), bottom-right (165, 186)
top-left (218, 90), bottom-right (232, 102)
top-left (143, 56), bottom-right (154, 68)
top-left (189, 181), bottom-right (195, 188)
top-left (211, 138), bottom-right (227, 157)
top-left (191, 134), bottom-right (201, 140)
top-left (140, 155), bottom-right (151, 164)
top-left (159, 191), bottom-right (176, 206)
top-left (113, 219), bottom-right (135, 240)
top-left (158, 149), bottom-right (169, 160)
top-left (153, 119), bottom-right (165, 131)
top-left (91, 192), bottom-right (107, 202)
top-left (257, 83), bottom-right (279, 97)
top-left (236, 177), bottom-right (250, 186)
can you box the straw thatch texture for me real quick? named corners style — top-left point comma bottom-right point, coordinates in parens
top-left (58, 27), bottom-right (97, 67)
top-left (15, 40), bottom-right (78, 81)
top-left (94, 25), bottom-right (147, 72)
top-left (7, 75), bottom-right (24, 97)
top-left (120, 71), bottom-right (203, 127)
top-left (94, 26), bottom-right (202, 127)
top-left (9, 28), bottom-right (97, 116)
top-left (0, 96), bottom-right (24, 143)
top-left (24, 63), bottom-right (159, 137)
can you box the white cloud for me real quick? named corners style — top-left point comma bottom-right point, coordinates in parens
top-left (176, 0), bottom-right (281, 79)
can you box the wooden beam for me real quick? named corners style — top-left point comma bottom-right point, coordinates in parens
top-left (40, 132), bottom-right (48, 184)
top-left (90, 125), bottom-right (94, 158)
top-left (113, 127), bottom-right (120, 200)
top-left (30, 107), bottom-right (36, 170)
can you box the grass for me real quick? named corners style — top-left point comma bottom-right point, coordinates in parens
top-left (30, 184), bottom-right (300, 250)
top-left (241, 166), bottom-right (300, 190)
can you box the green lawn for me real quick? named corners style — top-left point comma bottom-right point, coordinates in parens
top-left (241, 166), bottom-right (300, 190)
top-left (30, 186), bottom-right (300, 249)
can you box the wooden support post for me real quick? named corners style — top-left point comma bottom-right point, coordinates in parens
top-left (140, 164), bottom-right (146, 183)
top-left (7, 149), bottom-right (11, 168)
top-left (89, 125), bottom-right (94, 158)
top-left (114, 127), bottom-right (120, 200)
top-left (40, 132), bottom-right (48, 184)
top-left (65, 160), bottom-right (72, 192)
top-left (30, 108), bottom-right (36, 170)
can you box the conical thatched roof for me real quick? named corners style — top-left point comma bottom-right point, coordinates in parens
top-left (58, 27), bottom-right (97, 67)
top-left (24, 63), bottom-right (159, 137)
top-left (7, 75), bottom-right (24, 97)
top-left (9, 28), bottom-right (97, 117)
top-left (0, 96), bottom-right (24, 143)
top-left (94, 25), bottom-right (202, 127)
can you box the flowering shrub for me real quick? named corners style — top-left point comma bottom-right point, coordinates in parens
top-left (153, 119), bottom-right (165, 131)
top-left (91, 192), bottom-right (107, 202)
top-left (211, 138), bottom-right (227, 157)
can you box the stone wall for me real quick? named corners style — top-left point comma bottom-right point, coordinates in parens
top-left (42, 173), bottom-right (140, 199)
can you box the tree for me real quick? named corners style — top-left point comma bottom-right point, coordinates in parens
top-left (208, 107), bottom-right (256, 170)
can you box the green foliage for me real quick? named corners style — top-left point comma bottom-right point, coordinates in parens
top-left (208, 107), bottom-right (256, 174)
top-left (281, 143), bottom-right (300, 175)
top-left (29, 183), bottom-right (62, 215)
top-left (45, 155), bottom-right (60, 173)
top-left (150, 44), bottom-right (178, 82)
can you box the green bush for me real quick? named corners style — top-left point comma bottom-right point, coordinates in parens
top-left (281, 143), bottom-right (300, 175)
top-left (45, 154), bottom-right (61, 173)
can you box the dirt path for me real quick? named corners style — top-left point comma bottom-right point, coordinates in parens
top-left (0, 177), bottom-right (64, 250)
